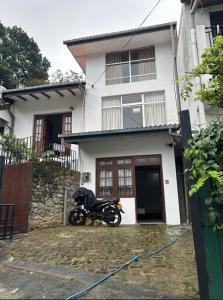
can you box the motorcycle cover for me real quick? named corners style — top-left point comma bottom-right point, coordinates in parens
top-left (73, 187), bottom-right (97, 211)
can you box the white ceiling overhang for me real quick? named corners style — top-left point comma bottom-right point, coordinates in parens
top-left (66, 28), bottom-right (172, 72)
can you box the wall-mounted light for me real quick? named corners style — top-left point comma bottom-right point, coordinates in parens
top-left (167, 142), bottom-right (175, 148)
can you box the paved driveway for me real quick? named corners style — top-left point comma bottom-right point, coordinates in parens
top-left (0, 225), bottom-right (198, 299)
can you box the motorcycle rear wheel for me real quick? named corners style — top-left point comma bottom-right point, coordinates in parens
top-left (104, 207), bottom-right (122, 227)
top-left (69, 209), bottom-right (86, 226)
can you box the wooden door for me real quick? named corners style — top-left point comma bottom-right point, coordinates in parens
top-left (33, 116), bottom-right (45, 153)
top-left (62, 113), bottom-right (72, 154)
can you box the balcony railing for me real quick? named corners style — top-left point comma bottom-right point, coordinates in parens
top-left (206, 25), bottom-right (223, 45)
top-left (0, 136), bottom-right (77, 170)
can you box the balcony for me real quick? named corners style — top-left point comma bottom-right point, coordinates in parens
top-left (206, 25), bottom-right (223, 45)
top-left (0, 136), bottom-right (77, 170)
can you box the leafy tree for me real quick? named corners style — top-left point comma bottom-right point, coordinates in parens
top-left (181, 36), bottom-right (223, 230)
top-left (50, 69), bottom-right (84, 84)
top-left (180, 36), bottom-right (223, 107)
top-left (0, 21), bottom-right (50, 88)
top-left (184, 120), bottom-right (223, 230)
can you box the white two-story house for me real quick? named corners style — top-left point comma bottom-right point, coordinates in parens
top-left (177, 0), bottom-right (223, 129)
top-left (61, 22), bottom-right (183, 225)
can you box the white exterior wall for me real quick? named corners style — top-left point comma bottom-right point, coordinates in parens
top-left (0, 109), bottom-right (11, 134)
top-left (79, 133), bottom-right (180, 225)
top-left (12, 93), bottom-right (83, 151)
top-left (83, 41), bottom-right (179, 133)
top-left (177, 3), bottom-right (223, 128)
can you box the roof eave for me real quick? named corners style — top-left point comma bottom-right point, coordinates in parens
top-left (63, 22), bottom-right (177, 46)
top-left (59, 125), bottom-right (179, 145)
top-left (2, 81), bottom-right (85, 101)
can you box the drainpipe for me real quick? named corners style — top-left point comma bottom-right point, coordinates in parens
top-left (82, 89), bottom-right (86, 132)
top-left (190, 0), bottom-right (206, 126)
top-left (4, 103), bottom-right (15, 135)
top-left (7, 108), bottom-right (15, 135)
top-left (0, 97), bottom-right (15, 135)
top-left (190, 0), bottom-right (200, 66)
top-left (170, 24), bottom-right (181, 121)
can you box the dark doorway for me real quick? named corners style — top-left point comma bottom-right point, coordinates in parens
top-left (33, 113), bottom-right (72, 153)
top-left (44, 114), bottom-right (63, 148)
top-left (210, 11), bottom-right (223, 27)
top-left (210, 11), bottom-right (223, 36)
top-left (135, 165), bottom-right (163, 223)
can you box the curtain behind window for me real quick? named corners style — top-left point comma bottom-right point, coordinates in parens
top-left (144, 92), bottom-right (166, 126)
top-left (106, 53), bottom-right (124, 84)
top-left (102, 97), bottom-right (122, 130)
top-left (131, 47), bottom-right (156, 81)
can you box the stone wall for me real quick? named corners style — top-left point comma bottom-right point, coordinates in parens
top-left (29, 162), bottom-right (80, 230)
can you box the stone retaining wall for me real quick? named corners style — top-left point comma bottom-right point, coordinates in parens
top-left (29, 162), bottom-right (80, 230)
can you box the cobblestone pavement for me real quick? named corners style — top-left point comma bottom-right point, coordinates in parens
top-left (1, 225), bottom-right (199, 299)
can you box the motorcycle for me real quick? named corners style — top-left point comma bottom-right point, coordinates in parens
top-left (69, 187), bottom-right (124, 227)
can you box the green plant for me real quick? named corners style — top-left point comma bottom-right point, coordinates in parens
top-left (180, 35), bottom-right (223, 107)
top-left (28, 148), bottom-right (39, 161)
top-left (184, 120), bottom-right (223, 230)
top-left (41, 150), bottom-right (56, 161)
top-left (0, 134), bottom-right (30, 162)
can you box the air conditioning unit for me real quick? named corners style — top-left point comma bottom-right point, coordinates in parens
top-left (82, 172), bottom-right (91, 182)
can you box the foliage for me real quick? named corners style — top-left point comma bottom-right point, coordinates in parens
top-left (184, 120), bottom-right (223, 230)
top-left (0, 134), bottom-right (40, 163)
top-left (0, 21), bottom-right (50, 88)
top-left (180, 36), bottom-right (223, 107)
top-left (0, 134), bottom-right (31, 162)
top-left (41, 150), bottom-right (56, 161)
top-left (49, 69), bottom-right (84, 84)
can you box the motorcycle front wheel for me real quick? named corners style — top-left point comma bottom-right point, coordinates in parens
top-left (69, 209), bottom-right (86, 226)
top-left (104, 207), bottom-right (122, 227)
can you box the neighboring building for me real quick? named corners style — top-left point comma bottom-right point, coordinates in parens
top-left (177, 0), bottom-right (223, 129)
top-left (61, 22), bottom-right (185, 225)
top-left (1, 82), bottom-right (84, 160)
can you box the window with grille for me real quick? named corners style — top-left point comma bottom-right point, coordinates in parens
top-left (106, 46), bottom-right (156, 85)
top-left (99, 169), bottom-right (113, 196)
top-left (35, 119), bottom-right (43, 142)
top-left (97, 158), bottom-right (133, 197)
top-left (63, 115), bottom-right (72, 134)
top-left (118, 168), bottom-right (132, 196)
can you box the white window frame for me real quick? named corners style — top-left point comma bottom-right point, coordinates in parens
top-left (101, 91), bottom-right (166, 130)
top-left (105, 46), bottom-right (156, 85)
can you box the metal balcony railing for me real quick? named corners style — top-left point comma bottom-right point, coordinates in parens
top-left (0, 136), bottom-right (77, 170)
top-left (206, 25), bottom-right (223, 45)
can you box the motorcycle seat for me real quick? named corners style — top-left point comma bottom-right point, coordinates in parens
top-left (95, 198), bottom-right (116, 205)
top-left (95, 199), bottom-right (109, 205)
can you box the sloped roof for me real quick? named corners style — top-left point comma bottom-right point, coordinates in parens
top-left (2, 81), bottom-right (85, 103)
top-left (64, 22), bottom-right (177, 46)
top-left (59, 124), bottom-right (179, 144)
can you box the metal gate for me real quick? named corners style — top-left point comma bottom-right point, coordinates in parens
top-left (198, 185), bottom-right (223, 299)
top-left (0, 204), bottom-right (15, 240)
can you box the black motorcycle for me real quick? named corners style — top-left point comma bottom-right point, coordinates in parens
top-left (69, 187), bottom-right (124, 227)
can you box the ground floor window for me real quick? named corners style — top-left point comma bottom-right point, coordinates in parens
top-left (97, 157), bottom-right (134, 197)
top-left (96, 154), bottom-right (165, 222)
top-left (96, 155), bottom-right (161, 198)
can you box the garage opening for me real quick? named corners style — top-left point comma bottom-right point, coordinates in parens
top-left (135, 165), bottom-right (164, 223)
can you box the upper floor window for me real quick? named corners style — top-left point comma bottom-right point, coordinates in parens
top-left (102, 91), bottom-right (166, 130)
top-left (105, 46), bottom-right (156, 85)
